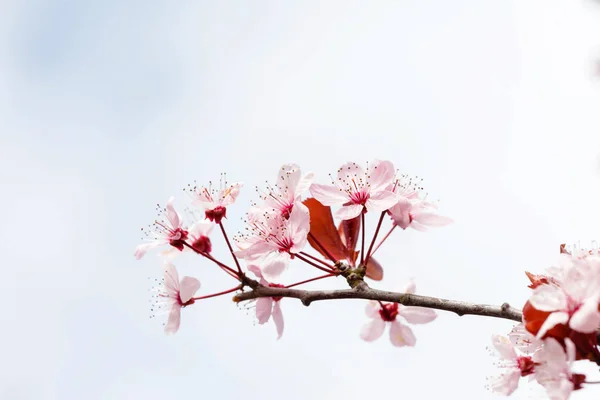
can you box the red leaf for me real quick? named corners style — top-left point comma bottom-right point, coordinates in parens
top-left (364, 256), bottom-right (384, 281)
top-left (303, 198), bottom-right (349, 262)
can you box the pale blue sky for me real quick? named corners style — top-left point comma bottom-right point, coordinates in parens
top-left (2, 1), bottom-right (600, 399)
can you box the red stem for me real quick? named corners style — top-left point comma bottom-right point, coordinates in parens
top-left (219, 222), bottom-right (243, 274)
top-left (183, 242), bottom-right (240, 279)
top-left (360, 212), bottom-right (366, 265)
top-left (364, 212), bottom-right (385, 265)
top-left (285, 273), bottom-right (336, 288)
top-left (295, 252), bottom-right (337, 274)
top-left (369, 225), bottom-right (396, 258)
top-left (193, 285), bottom-right (242, 300)
top-left (298, 251), bottom-right (336, 269)
top-left (308, 232), bottom-right (337, 262)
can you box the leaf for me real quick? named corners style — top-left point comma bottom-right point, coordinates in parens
top-left (303, 198), bottom-right (349, 262)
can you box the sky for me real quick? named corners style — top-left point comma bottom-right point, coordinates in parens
top-left (2, 0), bottom-right (600, 399)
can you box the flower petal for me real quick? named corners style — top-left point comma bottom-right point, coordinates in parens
top-left (491, 334), bottom-right (517, 360)
top-left (164, 304), bottom-right (181, 335)
top-left (235, 241), bottom-right (277, 261)
top-left (389, 320), bottom-right (416, 347)
top-left (309, 183), bottom-right (348, 206)
top-left (365, 301), bottom-right (380, 318)
top-left (165, 197), bottom-right (181, 228)
top-left (261, 252), bottom-right (290, 281)
top-left (569, 298), bottom-right (600, 333)
top-left (388, 197), bottom-right (412, 229)
top-left (536, 311), bottom-right (569, 338)
top-left (179, 276), bottom-right (201, 303)
top-left (368, 160), bottom-right (395, 192)
top-left (398, 306), bottom-right (437, 324)
top-left (163, 263), bottom-right (180, 297)
top-left (296, 172), bottom-right (314, 196)
top-left (529, 285), bottom-right (568, 312)
top-left (134, 241), bottom-right (163, 260)
top-left (220, 183), bottom-right (243, 207)
top-left (272, 301), bottom-right (284, 339)
top-left (412, 211), bottom-right (453, 227)
top-left (335, 204), bottom-right (363, 220)
top-left (189, 220), bottom-right (214, 238)
top-left (401, 280), bottom-right (416, 294)
top-left (366, 190), bottom-right (398, 213)
top-left (255, 297), bottom-right (273, 324)
top-left (360, 318), bottom-right (386, 342)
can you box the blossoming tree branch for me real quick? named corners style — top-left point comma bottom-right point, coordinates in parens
top-left (135, 160), bottom-right (600, 400)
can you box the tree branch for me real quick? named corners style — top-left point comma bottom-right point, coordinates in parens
top-left (234, 279), bottom-right (522, 322)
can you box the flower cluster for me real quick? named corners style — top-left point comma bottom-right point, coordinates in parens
top-left (135, 160), bottom-right (451, 341)
top-left (487, 244), bottom-right (600, 399)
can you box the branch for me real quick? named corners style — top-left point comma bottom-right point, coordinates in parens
top-left (234, 279), bottom-right (522, 322)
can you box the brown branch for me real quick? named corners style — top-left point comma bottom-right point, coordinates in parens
top-left (234, 279), bottom-right (523, 322)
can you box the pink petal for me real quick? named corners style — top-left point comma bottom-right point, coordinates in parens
top-left (409, 221), bottom-right (429, 232)
top-left (489, 369), bottom-right (521, 396)
top-left (278, 164), bottom-right (302, 194)
top-left (398, 306), bottom-right (437, 324)
top-left (529, 285), bottom-right (568, 312)
top-left (368, 160), bottom-right (395, 192)
top-left (164, 304), bottom-right (181, 335)
top-left (388, 198), bottom-right (411, 229)
top-left (412, 212), bottom-right (453, 227)
top-left (309, 183), bottom-right (348, 206)
top-left (569, 298), bottom-right (600, 333)
top-left (165, 197), bottom-right (181, 228)
top-left (179, 276), bottom-right (201, 303)
top-left (189, 220), bottom-right (214, 238)
top-left (134, 241), bottom-right (163, 259)
top-left (536, 311), bottom-right (570, 338)
top-left (255, 297), bottom-right (273, 324)
top-left (163, 263), bottom-right (180, 297)
top-left (337, 161), bottom-right (366, 184)
top-left (366, 190), bottom-right (397, 213)
top-left (235, 241), bottom-right (277, 261)
top-left (334, 204), bottom-right (363, 220)
top-left (491, 334), bottom-right (518, 360)
top-left (389, 320), bottom-right (416, 347)
top-left (220, 183), bottom-right (243, 207)
top-left (360, 318), bottom-right (386, 342)
top-left (296, 172), bottom-right (314, 196)
top-left (365, 301), bottom-right (380, 318)
top-left (247, 265), bottom-right (263, 279)
top-left (261, 252), bottom-right (290, 281)
top-left (564, 338), bottom-right (576, 364)
top-left (272, 301), bottom-right (284, 339)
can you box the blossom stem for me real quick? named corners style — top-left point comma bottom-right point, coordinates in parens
top-left (295, 252), bottom-right (337, 274)
top-left (219, 222), bottom-right (243, 274)
top-left (364, 212), bottom-right (385, 265)
top-left (360, 213), bottom-right (366, 265)
top-left (369, 225), bottom-right (396, 258)
top-left (183, 242), bottom-right (239, 279)
top-left (285, 273), bottom-right (337, 289)
top-left (298, 251), bottom-right (336, 269)
top-left (193, 285), bottom-right (242, 300)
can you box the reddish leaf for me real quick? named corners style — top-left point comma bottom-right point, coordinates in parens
top-left (338, 216), bottom-right (361, 253)
top-left (560, 243), bottom-right (570, 254)
top-left (364, 256), bottom-right (384, 281)
top-left (303, 198), bottom-right (349, 262)
top-left (524, 271), bottom-right (557, 289)
top-left (522, 300), bottom-right (569, 339)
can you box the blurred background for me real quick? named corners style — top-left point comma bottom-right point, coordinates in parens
top-left (2, 0), bottom-right (600, 399)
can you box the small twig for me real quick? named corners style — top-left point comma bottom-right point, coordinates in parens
top-left (233, 280), bottom-right (522, 321)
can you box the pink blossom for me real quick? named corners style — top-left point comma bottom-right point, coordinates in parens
top-left (135, 197), bottom-right (189, 260)
top-left (386, 175), bottom-right (452, 231)
top-left (534, 338), bottom-right (586, 400)
top-left (150, 263), bottom-right (201, 335)
top-left (188, 219), bottom-right (214, 253)
top-left (190, 176), bottom-right (242, 223)
top-left (486, 334), bottom-right (538, 396)
top-left (235, 202), bottom-right (310, 280)
top-left (528, 255), bottom-right (600, 337)
top-left (248, 265), bottom-right (285, 339)
top-left (310, 160), bottom-right (397, 220)
top-left (258, 164), bottom-right (314, 219)
top-left (359, 281), bottom-right (437, 347)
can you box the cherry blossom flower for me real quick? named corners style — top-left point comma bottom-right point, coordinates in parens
top-left (188, 219), bottom-right (214, 253)
top-left (135, 197), bottom-right (189, 260)
top-left (360, 281), bottom-right (437, 347)
top-left (486, 324), bottom-right (543, 396)
top-left (248, 265), bottom-right (284, 339)
top-left (533, 338), bottom-right (586, 400)
top-left (150, 263), bottom-right (201, 335)
top-left (527, 255), bottom-right (600, 338)
top-left (257, 164), bottom-right (313, 219)
top-left (189, 175), bottom-right (242, 223)
top-left (310, 160), bottom-right (397, 220)
top-left (235, 202), bottom-right (310, 280)
top-left (385, 175), bottom-right (452, 231)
